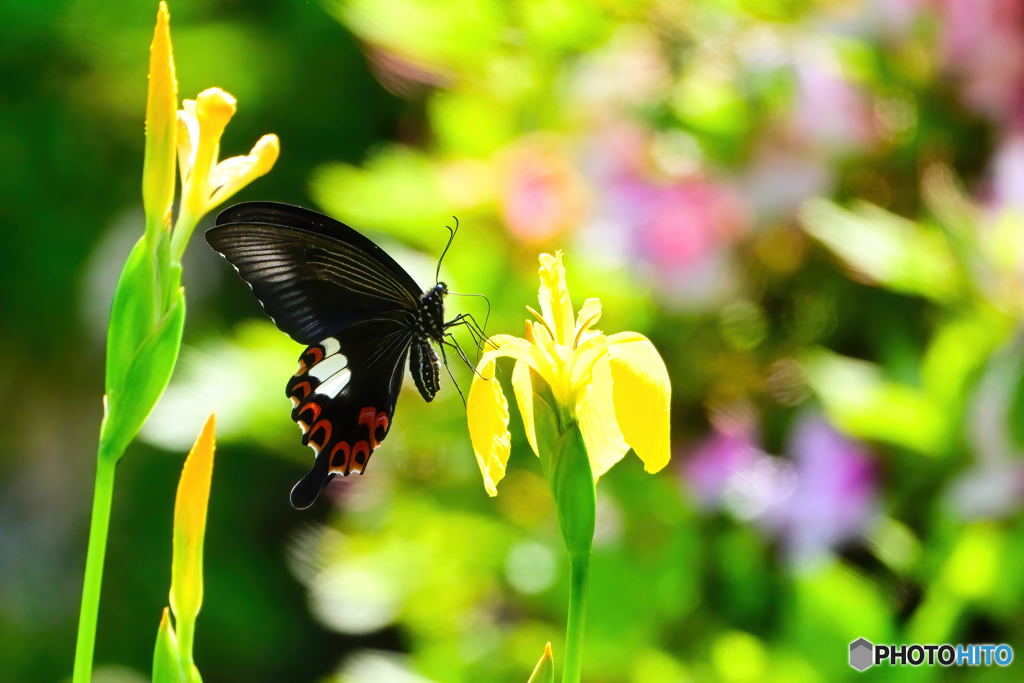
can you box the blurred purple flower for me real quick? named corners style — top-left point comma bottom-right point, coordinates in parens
top-left (684, 429), bottom-right (762, 509)
top-left (766, 416), bottom-right (879, 563)
top-left (682, 415), bottom-right (879, 563)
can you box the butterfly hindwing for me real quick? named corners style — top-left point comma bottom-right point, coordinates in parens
top-left (287, 320), bottom-right (414, 509)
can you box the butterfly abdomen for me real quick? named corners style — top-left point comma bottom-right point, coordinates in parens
top-left (410, 340), bottom-right (441, 402)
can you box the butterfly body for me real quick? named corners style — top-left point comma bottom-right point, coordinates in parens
top-left (206, 202), bottom-right (454, 508)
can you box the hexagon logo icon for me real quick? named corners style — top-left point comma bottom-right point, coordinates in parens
top-left (850, 638), bottom-right (874, 671)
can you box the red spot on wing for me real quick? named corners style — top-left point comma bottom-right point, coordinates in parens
top-left (292, 381), bottom-right (312, 399)
top-left (298, 401), bottom-right (321, 424)
top-left (309, 419), bottom-right (332, 453)
top-left (358, 406), bottom-right (390, 449)
top-left (350, 441), bottom-right (370, 474)
top-left (372, 412), bottom-right (389, 449)
top-left (330, 441), bottom-right (350, 471)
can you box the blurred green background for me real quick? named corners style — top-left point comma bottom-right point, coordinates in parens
top-left (3, 0), bottom-right (1024, 681)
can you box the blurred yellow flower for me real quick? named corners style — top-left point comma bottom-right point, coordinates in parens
top-left (467, 252), bottom-right (671, 495)
top-left (172, 88), bottom-right (280, 260)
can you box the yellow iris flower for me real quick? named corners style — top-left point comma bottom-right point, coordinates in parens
top-left (467, 252), bottom-right (671, 495)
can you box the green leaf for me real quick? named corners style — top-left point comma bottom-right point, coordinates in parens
top-left (153, 607), bottom-right (187, 683)
top-left (526, 643), bottom-right (554, 683)
top-left (802, 347), bottom-right (949, 455)
top-left (105, 235), bottom-right (159, 396)
top-left (799, 198), bottom-right (962, 301)
top-left (101, 288), bottom-right (186, 461)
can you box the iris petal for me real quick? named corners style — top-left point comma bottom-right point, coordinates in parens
top-left (538, 252), bottom-right (575, 346)
top-left (607, 332), bottom-right (672, 473)
top-left (576, 355), bottom-right (629, 478)
top-left (467, 358), bottom-right (511, 496)
top-left (512, 360), bottom-right (538, 456)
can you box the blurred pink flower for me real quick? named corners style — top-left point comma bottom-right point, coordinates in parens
top-left (939, 0), bottom-right (1024, 123)
top-left (498, 139), bottom-right (584, 243)
top-left (605, 174), bottom-right (748, 267)
top-left (790, 63), bottom-right (875, 153)
top-left (992, 135), bottom-right (1024, 209)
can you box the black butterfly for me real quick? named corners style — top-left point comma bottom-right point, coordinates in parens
top-left (206, 202), bottom-right (484, 509)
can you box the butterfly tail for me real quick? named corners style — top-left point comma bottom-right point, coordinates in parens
top-left (290, 451), bottom-right (334, 509)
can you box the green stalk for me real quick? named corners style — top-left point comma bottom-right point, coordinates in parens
top-left (562, 552), bottom-right (591, 683)
top-left (72, 449), bottom-right (119, 683)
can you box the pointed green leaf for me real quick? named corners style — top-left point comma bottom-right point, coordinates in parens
top-left (526, 643), bottom-right (554, 683)
top-left (153, 607), bottom-right (187, 683)
top-left (101, 288), bottom-right (186, 460)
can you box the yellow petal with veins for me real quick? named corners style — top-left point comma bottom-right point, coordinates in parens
top-left (511, 360), bottom-right (537, 456)
top-left (538, 252), bottom-right (574, 346)
top-left (170, 413), bottom-right (216, 624)
top-left (568, 335), bottom-right (608, 393)
top-left (574, 298), bottom-right (602, 342)
top-left (607, 332), bottom-right (671, 473)
top-left (142, 1), bottom-right (177, 239)
top-left (576, 354), bottom-right (629, 478)
top-left (467, 357), bottom-right (511, 496)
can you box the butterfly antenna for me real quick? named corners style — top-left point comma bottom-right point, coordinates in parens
top-left (436, 216), bottom-right (459, 284)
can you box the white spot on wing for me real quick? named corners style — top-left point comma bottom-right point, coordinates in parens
top-left (322, 336), bottom-right (341, 357)
top-left (316, 367), bottom-right (352, 398)
top-left (309, 353), bottom-right (348, 381)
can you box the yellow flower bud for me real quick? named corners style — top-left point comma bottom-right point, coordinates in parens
top-left (169, 413), bottom-right (216, 662)
top-left (142, 1), bottom-right (178, 240)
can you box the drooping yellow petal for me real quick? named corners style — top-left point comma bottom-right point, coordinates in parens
top-left (207, 134), bottom-right (280, 209)
top-left (576, 354), bottom-right (630, 478)
top-left (170, 413), bottom-right (216, 625)
top-left (511, 360), bottom-right (537, 456)
top-left (467, 358), bottom-right (511, 496)
top-left (142, 1), bottom-right (178, 240)
top-left (607, 332), bottom-right (671, 473)
top-left (538, 252), bottom-right (575, 346)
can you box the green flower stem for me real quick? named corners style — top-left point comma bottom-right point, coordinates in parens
top-left (72, 449), bottom-right (119, 683)
top-left (563, 552), bottom-right (591, 683)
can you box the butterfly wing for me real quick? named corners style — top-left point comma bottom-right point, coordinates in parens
top-left (206, 202), bottom-right (426, 508)
top-left (207, 202), bottom-right (421, 344)
top-left (287, 321), bottom-right (413, 508)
